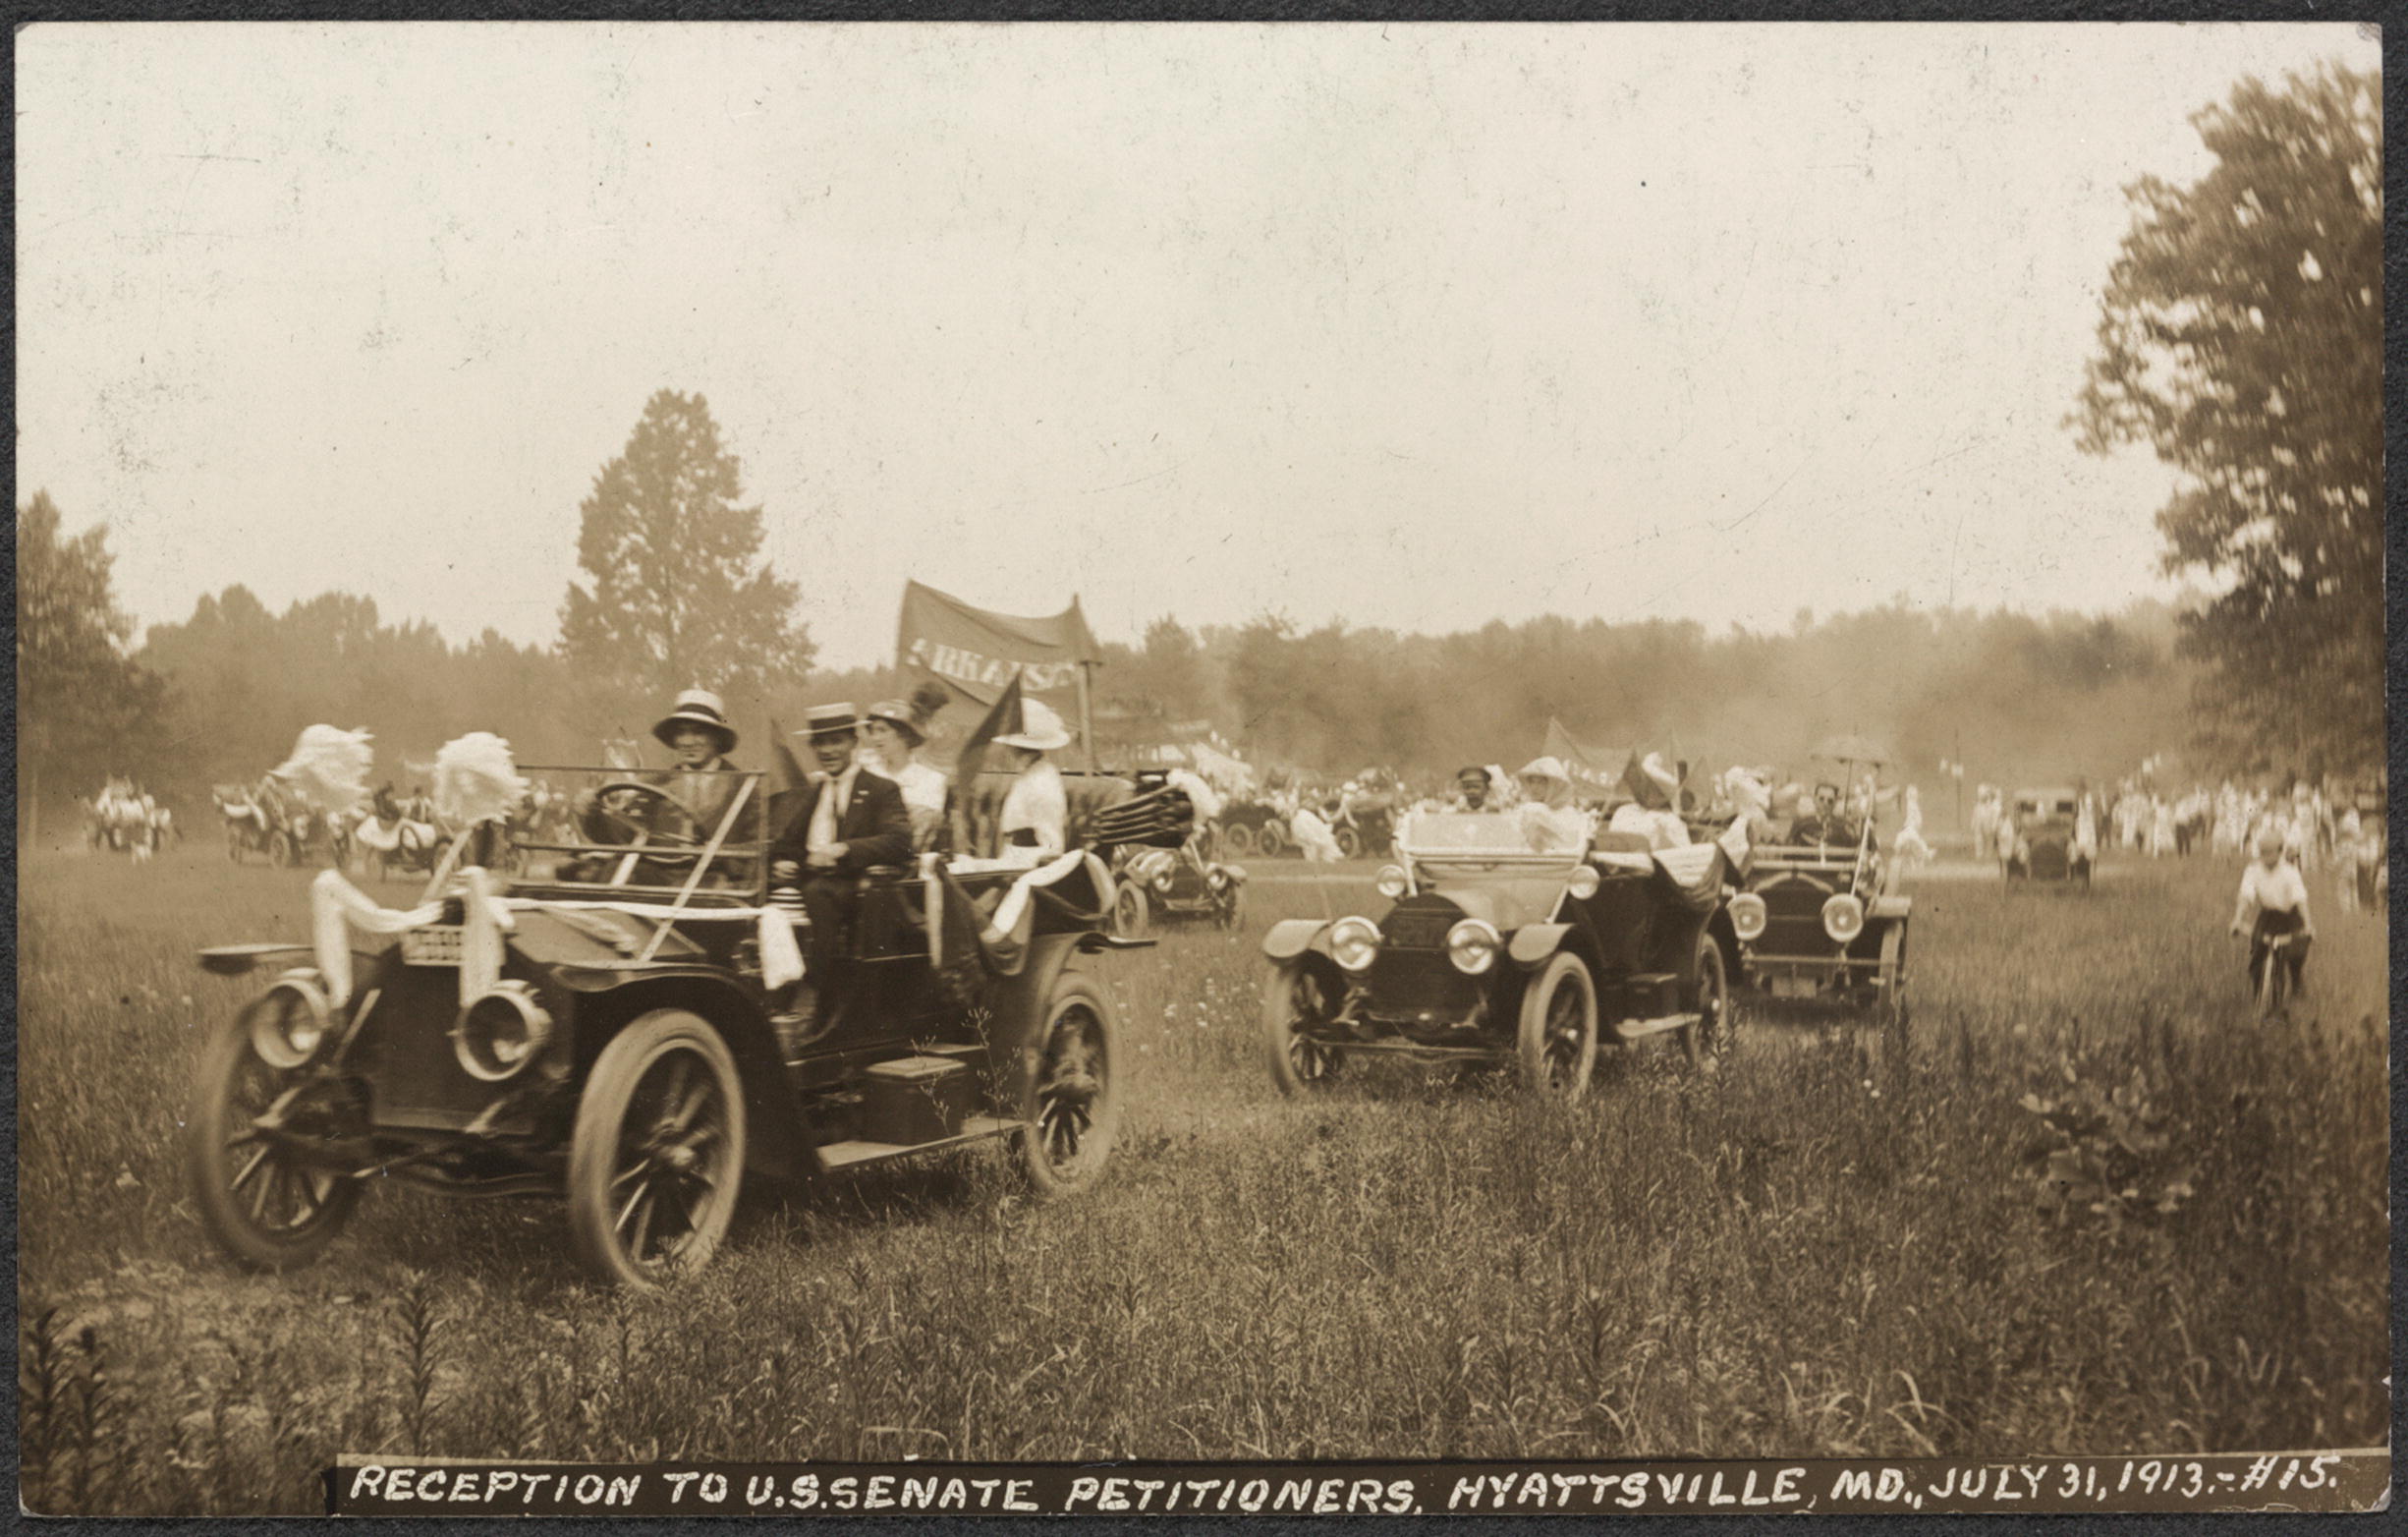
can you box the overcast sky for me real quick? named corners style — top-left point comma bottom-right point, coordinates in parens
top-left (17, 22), bottom-right (2377, 669)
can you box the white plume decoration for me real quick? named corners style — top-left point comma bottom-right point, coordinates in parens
top-left (270, 725), bottom-right (375, 816)
top-left (1165, 767), bottom-right (1225, 824)
top-left (433, 733), bottom-right (529, 827)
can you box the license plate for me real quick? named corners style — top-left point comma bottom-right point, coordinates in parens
top-left (401, 927), bottom-right (465, 966)
top-left (1383, 912), bottom-right (1452, 950)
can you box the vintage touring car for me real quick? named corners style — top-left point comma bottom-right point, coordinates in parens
top-left (2003, 786), bottom-right (2093, 884)
top-left (1258, 812), bottom-right (1740, 1098)
top-left (185, 765), bottom-right (1163, 1289)
top-left (1724, 819), bottom-right (1912, 1024)
top-left (1102, 771), bottom-right (1247, 936)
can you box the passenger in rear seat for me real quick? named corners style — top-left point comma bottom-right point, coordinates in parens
top-left (1606, 752), bottom-right (1692, 851)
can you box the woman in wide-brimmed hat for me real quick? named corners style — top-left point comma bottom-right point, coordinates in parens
top-left (994, 699), bottom-right (1072, 866)
top-left (1607, 752), bottom-right (1691, 850)
top-left (861, 681), bottom-right (953, 852)
top-left (1514, 757), bottom-right (1590, 853)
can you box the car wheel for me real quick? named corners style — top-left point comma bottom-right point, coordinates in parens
top-left (1214, 881), bottom-right (1246, 931)
top-left (1221, 822), bottom-right (1257, 858)
top-left (567, 1009), bottom-right (747, 1290)
top-left (1334, 825), bottom-right (1364, 860)
top-left (1110, 882), bottom-right (1150, 939)
top-left (1017, 969), bottom-right (1120, 1196)
top-left (1682, 933), bottom-right (1734, 1068)
top-left (269, 830), bottom-right (297, 868)
top-left (1261, 957), bottom-right (1345, 1094)
top-left (184, 1000), bottom-right (363, 1273)
top-left (1517, 950), bottom-right (1598, 1098)
top-left (1257, 821), bottom-right (1288, 857)
top-left (1876, 923), bottom-right (1911, 1040)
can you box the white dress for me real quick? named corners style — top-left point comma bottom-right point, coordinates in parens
top-left (998, 761), bottom-right (1067, 867)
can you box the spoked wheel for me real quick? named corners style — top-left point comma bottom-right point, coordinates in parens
top-left (1257, 821), bottom-right (1289, 857)
top-left (1875, 923), bottom-right (1911, 1040)
top-left (1221, 822), bottom-right (1258, 858)
top-left (1517, 951), bottom-right (1598, 1098)
top-left (2255, 941), bottom-right (2293, 1024)
top-left (1261, 957), bottom-right (1346, 1094)
top-left (1109, 881), bottom-right (1150, 939)
top-left (568, 1010), bottom-right (746, 1289)
top-left (268, 830), bottom-right (297, 868)
top-left (1682, 931), bottom-right (1734, 1068)
top-left (184, 1004), bottom-right (363, 1272)
top-left (1018, 971), bottom-right (1120, 1196)
top-left (1334, 825), bottom-right (1365, 860)
top-left (1213, 880), bottom-right (1246, 931)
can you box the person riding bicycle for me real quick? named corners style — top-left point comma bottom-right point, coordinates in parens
top-left (2230, 824), bottom-right (2314, 1010)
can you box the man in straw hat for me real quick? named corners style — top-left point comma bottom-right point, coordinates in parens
top-left (574, 686), bottom-right (758, 883)
top-left (768, 704), bottom-right (913, 1043)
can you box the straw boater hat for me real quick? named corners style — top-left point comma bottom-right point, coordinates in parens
top-left (652, 688), bottom-right (738, 755)
top-left (993, 698), bottom-right (1073, 753)
top-left (796, 702), bottom-right (861, 740)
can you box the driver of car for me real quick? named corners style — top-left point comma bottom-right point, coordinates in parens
top-left (1451, 766), bottom-right (1494, 812)
top-left (1790, 781), bottom-right (1858, 847)
top-left (572, 688), bottom-right (757, 884)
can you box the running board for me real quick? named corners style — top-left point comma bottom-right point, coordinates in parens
top-left (1309, 1038), bottom-right (1501, 1061)
top-left (814, 1114), bottom-right (1021, 1171)
top-left (1611, 1012), bottom-right (1698, 1042)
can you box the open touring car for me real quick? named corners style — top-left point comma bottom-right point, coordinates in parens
top-left (2003, 786), bottom-right (2094, 885)
top-left (1258, 812), bottom-right (1741, 1098)
top-left (184, 763), bottom-right (1165, 1289)
top-left (1725, 819), bottom-right (1912, 1026)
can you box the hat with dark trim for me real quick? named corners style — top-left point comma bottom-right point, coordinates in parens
top-left (652, 688), bottom-right (738, 754)
top-left (797, 703), bottom-right (861, 740)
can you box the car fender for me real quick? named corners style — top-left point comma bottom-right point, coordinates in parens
top-left (1507, 923), bottom-right (1574, 968)
top-left (1870, 893), bottom-right (1912, 920)
top-left (979, 932), bottom-right (1094, 1116)
top-left (1261, 918), bottom-right (1330, 962)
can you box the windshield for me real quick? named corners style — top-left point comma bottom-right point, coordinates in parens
top-left (1396, 811), bottom-right (1586, 865)
top-left (505, 765), bottom-right (769, 898)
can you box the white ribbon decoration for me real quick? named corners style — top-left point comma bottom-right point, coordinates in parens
top-left (758, 909), bottom-right (806, 991)
top-left (310, 870), bottom-right (442, 1007)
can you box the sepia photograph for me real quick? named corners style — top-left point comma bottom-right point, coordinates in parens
top-left (14, 19), bottom-right (2388, 1514)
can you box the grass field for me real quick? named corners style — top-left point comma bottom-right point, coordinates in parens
top-left (17, 842), bottom-right (2390, 1513)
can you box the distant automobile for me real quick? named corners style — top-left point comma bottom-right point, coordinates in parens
top-left (2004, 787), bottom-right (2093, 884)
top-left (1259, 812), bottom-right (1740, 1099)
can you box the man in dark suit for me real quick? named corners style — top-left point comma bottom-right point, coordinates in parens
top-left (768, 704), bottom-right (912, 1048)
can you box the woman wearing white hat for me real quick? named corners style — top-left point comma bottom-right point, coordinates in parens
top-left (1514, 757), bottom-right (1590, 853)
top-left (994, 698), bottom-right (1073, 867)
top-left (1607, 752), bottom-right (1691, 851)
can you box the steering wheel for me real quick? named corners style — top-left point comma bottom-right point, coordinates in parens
top-left (587, 778), bottom-right (704, 850)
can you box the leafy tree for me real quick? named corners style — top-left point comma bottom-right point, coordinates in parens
top-left (559, 390), bottom-right (814, 712)
top-left (2073, 64), bottom-right (2381, 771)
top-left (16, 491), bottom-right (170, 832)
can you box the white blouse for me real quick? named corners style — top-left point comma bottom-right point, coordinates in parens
top-left (998, 760), bottom-right (1067, 865)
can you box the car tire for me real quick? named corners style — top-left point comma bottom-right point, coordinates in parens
top-left (1262, 956), bottom-right (1344, 1094)
top-left (1222, 822), bottom-right (1257, 858)
top-left (1876, 922), bottom-right (1911, 1040)
top-left (184, 1000), bottom-right (362, 1273)
top-left (1214, 880), bottom-right (1246, 931)
top-left (1681, 931), bottom-right (1734, 1068)
top-left (1110, 882), bottom-right (1150, 940)
top-left (1257, 821), bottom-right (1288, 857)
top-left (1017, 969), bottom-right (1121, 1197)
top-left (567, 1009), bottom-right (747, 1290)
top-left (1334, 825), bottom-right (1364, 860)
top-left (1517, 950), bottom-right (1598, 1098)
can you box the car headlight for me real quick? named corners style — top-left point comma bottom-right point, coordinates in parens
top-left (452, 981), bottom-right (554, 1082)
top-left (1565, 864), bottom-right (1600, 900)
top-left (250, 969), bottom-right (334, 1069)
top-left (1152, 870), bottom-right (1175, 892)
top-left (1328, 916), bottom-right (1381, 972)
top-left (1821, 892), bottom-right (1866, 943)
top-left (1729, 891), bottom-right (1767, 941)
top-left (1374, 864), bottom-right (1409, 898)
top-left (1445, 919), bottom-right (1502, 975)
top-left (1206, 868), bottom-right (1228, 889)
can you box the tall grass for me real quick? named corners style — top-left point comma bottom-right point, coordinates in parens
top-left (17, 848), bottom-right (2388, 1512)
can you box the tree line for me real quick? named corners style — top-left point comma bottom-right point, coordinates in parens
top-left (18, 66), bottom-right (2380, 829)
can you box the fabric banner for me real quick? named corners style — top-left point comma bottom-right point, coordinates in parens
top-left (1541, 718), bottom-right (1626, 794)
top-left (896, 581), bottom-right (1100, 709)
